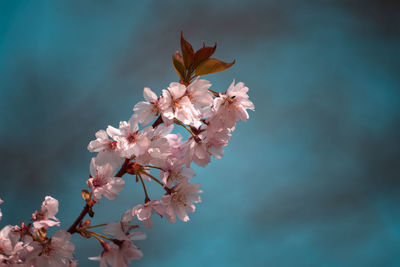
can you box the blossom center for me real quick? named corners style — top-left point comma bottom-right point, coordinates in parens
top-left (224, 95), bottom-right (235, 105)
top-left (172, 192), bottom-right (187, 207)
top-left (41, 243), bottom-right (53, 256)
top-left (92, 176), bottom-right (105, 188)
top-left (108, 141), bottom-right (117, 150)
top-left (127, 133), bottom-right (137, 144)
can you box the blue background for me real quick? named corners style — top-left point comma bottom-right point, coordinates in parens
top-left (1, 1), bottom-right (400, 266)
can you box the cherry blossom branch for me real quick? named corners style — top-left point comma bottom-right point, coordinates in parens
top-left (67, 204), bottom-right (90, 234)
top-left (152, 115), bottom-right (163, 128)
top-left (115, 158), bottom-right (131, 177)
top-left (67, 158), bottom-right (131, 234)
top-left (0, 33), bottom-right (254, 267)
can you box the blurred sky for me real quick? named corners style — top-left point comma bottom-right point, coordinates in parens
top-left (1, 0), bottom-right (400, 266)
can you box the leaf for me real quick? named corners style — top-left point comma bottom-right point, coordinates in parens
top-left (180, 31), bottom-right (195, 69)
top-left (172, 51), bottom-right (185, 80)
top-left (195, 58), bottom-right (235, 76)
top-left (193, 42), bottom-right (217, 68)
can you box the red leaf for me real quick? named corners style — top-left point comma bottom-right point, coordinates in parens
top-left (180, 31), bottom-right (195, 69)
top-left (172, 51), bottom-right (185, 80)
top-left (193, 42), bottom-right (217, 68)
top-left (195, 58), bottom-right (235, 76)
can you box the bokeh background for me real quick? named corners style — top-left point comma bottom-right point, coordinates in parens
top-left (1, 0), bottom-right (400, 266)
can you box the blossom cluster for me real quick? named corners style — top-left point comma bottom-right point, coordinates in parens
top-left (85, 78), bottom-right (254, 266)
top-left (0, 197), bottom-right (76, 267)
top-left (0, 38), bottom-right (254, 265)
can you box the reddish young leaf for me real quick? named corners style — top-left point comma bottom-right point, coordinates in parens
top-left (172, 51), bottom-right (185, 80)
top-left (180, 32), bottom-right (195, 69)
top-left (195, 58), bottom-right (236, 76)
top-left (193, 43), bottom-right (217, 68)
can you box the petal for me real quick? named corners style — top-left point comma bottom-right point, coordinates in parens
top-left (95, 130), bottom-right (108, 140)
top-left (175, 207), bottom-right (189, 222)
top-left (89, 158), bottom-right (97, 177)
top-left (194, 145), bottom-right (207, 159)
top-left (143, 218), bottom-right (154, 228)
top-left (181, 167), bottom-right (196, 178)
top-left (128, 116), bottom-right (139, 133)
top-left (106, 126), bottom-right (121, 139)
top-left (226, 79), bottom-right (236, 94)
top-left (33, 220), bottom-right (60, 229)
top-left (168, 82), bottom-right (186, 99)
top-left (42, 196), bottom-right (59, 219)
top-left (102, 163), bottom-right (115, 178)
top-left (143, 87), bottom-right (158, 102)
top-left (103, 222), bottom-right (124, 239)
top-left (237, 106), bottom-right (249, 121)
top-left (208, 146), bottom-right (224, 159)
top-left (130, 230), bottom-right (146, 241)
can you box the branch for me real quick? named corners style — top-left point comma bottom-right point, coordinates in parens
top-left (67, 158), bottom-right (131, 234)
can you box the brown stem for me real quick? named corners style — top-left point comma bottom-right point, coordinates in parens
top-left (146, 165), bottom-right (164, 171)
top-left (115, 158), bottom-right (130, 177)
top-left (141, 170), bottom-right (172, 194)
top-left (138, 174), bottom-right (151, 203)
top-left (173, 118), bottom-right (201, 143)
top-left (208, 89), bottom-right (220, 97)
top-left (152, 115), bottom-right (163, 128)
top-left (67, 158), bottom-right (130, 234)
top-left (67, 204), bottom-right (89, 234)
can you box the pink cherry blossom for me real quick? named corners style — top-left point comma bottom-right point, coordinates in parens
top-left (200, 121), bottom-right (231, 160)
top-left (0, 225), bottom-right (15, 258)
top-left (0, 226), bottom-right (41, 265)
top-left (161, 181), bottom-right (202, 223)
top-left (131, 200), bottom-right (164, 228)
top-left (133, 87), bottom-right (161, 125)
top-left (159, 82), bottom-right (201, 127)
top-left (186, 78), bottom-right (213, 111)
top-left (165, 133), bottom-right (185, 161)
top-left (32, 196), bottom-right (60, 229)
top-left (135, 124), bottom-right (174, 166)
top-left (160, 159), bottom-right (196, 187)
top-left (8, 237), bottom-right (41, 265)
top-left (89, 238), bottom-right (144, 267)
top-left (184, 138), bottom-right (211, 167)
top-left (89, 242), bottom-right (141, 267)
top-left (213, 80), bottom-right (255, 129)
top-left (103, 209), bottom-right (145, 241)
top-left (87, 158), bottom-right (125, 201)
top-left (88, 129), bottom-right (124, 168)
top-left (31, 230), bottom-right (75, 267)
top-left (88, 130), bottom-right (118, 153)
top-left (107, 116), bottom-right (151, 158)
